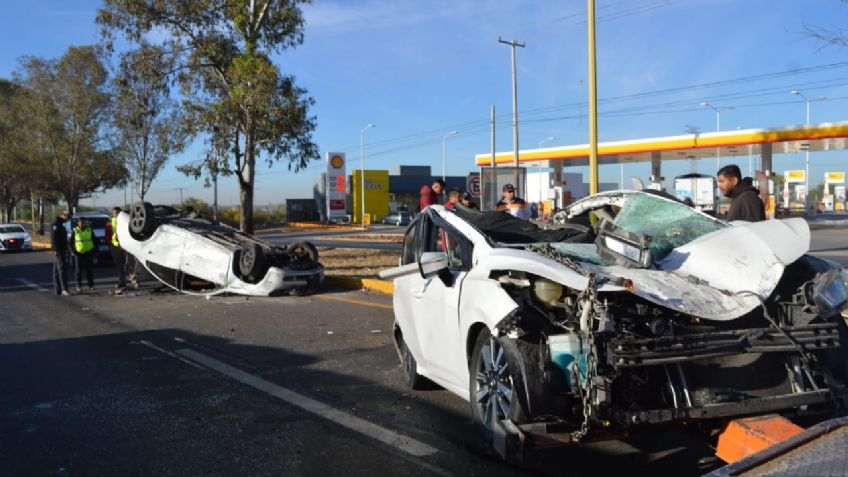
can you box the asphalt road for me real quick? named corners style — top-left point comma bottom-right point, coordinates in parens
top-left (0, 250), bottom-right (727, 476)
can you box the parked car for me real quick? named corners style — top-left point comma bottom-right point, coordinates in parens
top-left (381, 211), bottom-right (411, 226)
top-left (380, 190), bottom-right (848, 456)
top-left (0, 224), bottom-right (32, 252)
top-left (64, 212), bottom-right (112, 264)
top-left (117, 202), bottom-right (324, 296)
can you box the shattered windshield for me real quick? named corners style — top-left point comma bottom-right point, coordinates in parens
top-left (613, 192), bottom-right (726, 261)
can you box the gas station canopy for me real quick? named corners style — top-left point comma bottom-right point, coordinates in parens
top-left (475, 121), bottom-right (848, 167)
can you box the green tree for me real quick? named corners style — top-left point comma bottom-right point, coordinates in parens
top-left (14, 46), bottom-right (126, 211)
top-left (97, 0), bottom-right (319, 234)
top-left (114, 44), bottom-right (188, 201)
top-left (0, 80), bottom-right (56, 222)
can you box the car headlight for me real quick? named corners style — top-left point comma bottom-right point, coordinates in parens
top-left (812, 269), bottom-right (848, 317)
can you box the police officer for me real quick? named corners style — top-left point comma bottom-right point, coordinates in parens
top-left (51, 212), bottom-right (71, 296)
top-left (108, 207), bottom-right (127, 289)
top-left (71, 217), bottom-right (98, 292)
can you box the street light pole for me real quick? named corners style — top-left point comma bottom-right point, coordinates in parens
top-left (441, 130), bottom-right (458, 181)
top-left (360, 124), bottom-right (375, 226)
top-left (700, 101), bottom-right (734, 171)
top-left (538, 136), bottom-right (555, 203)
top-left (790, 91), bottom-right (826, 209)
top-left (499, 36), bottom-right (525, 191)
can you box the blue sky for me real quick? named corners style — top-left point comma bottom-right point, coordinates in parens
top-left (3, 0), bottom-right (848, 207)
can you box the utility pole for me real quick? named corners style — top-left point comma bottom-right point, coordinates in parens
top-left (587, 0), bottom-right (599, 194)
top-left (499, 37), bottom-right (525, 192)
top-left (490, 105), bottom-right (496, 169)
top-left (213, 171), bottom-right (219, 222)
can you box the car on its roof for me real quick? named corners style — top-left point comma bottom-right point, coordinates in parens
top-left (0, 224), bottom-right (32, 252)
top-left (380, 190), bottom-right (848, 457)
top-left (117, 202), bottom-right (324, 296)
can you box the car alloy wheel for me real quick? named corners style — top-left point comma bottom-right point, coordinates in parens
top-left (395, 331), bottom-right (427, 390)
top-left (471, 334), bottom-right (517, 434)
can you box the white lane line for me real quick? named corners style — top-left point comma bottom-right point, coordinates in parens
top-left (134, 340), bottom-right (205, 370)
top-left (176, 348), bottom-right (440, 459)
top-left (15, 278), bottom-right (48, 292)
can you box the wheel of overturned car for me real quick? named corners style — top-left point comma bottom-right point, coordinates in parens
top-left (289, 241), bottom-right (319, 263)
top-left (398, 334), bottom-right (427, 390)
top-left (238, 243), bottom-right (268, 282)
top-left (129, 202), bottom-right (156, 240)
top-left (469, 329), bottom-right (530, 438)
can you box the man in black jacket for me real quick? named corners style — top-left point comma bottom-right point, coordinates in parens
top-left (51, 212), bottom-right (71, 295)
top-left (717, 164), bottom-right (766, 222)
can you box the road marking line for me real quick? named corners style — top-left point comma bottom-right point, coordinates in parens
top-left (134, 340), bottom-right (205, 369)
top-left (315, 294), bottom-right (393, 310)
top-left (175, 348), bottom-right (439, 458)
top-left (15, 278), bottom-right (48, 292)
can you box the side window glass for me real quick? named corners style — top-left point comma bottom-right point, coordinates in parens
top-left (442, 229), bottom-right (464, 269)
top-left (401, 223), bottom-right (417, 265)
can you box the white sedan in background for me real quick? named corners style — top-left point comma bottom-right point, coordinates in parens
top-left (0, 224), bottom-right (32, 252)
top-left (380, 191), bottom-right (848, 458)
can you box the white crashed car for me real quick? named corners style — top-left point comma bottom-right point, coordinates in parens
top-left (117, 203), bottom-right (323, 296)
top-left (380, 190), bottom-right (848, 457)
top-left (0, 223), bottom-right (32, 251)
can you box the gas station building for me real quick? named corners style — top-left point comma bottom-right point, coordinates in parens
top-left (475, 121), bottom-right (848, 215)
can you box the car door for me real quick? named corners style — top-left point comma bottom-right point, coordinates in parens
top-left (410, 213), bottom-right (472, 388)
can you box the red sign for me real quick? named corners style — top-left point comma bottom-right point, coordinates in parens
top-left (330, 200), bottom-right (345, 210)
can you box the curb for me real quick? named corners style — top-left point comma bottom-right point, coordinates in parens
top-left (282, 222), bottom-right (367, 231)
top-left (324, 276), bottom-right (393, 295)
top-left (32, 241), bottom-right (51, 249)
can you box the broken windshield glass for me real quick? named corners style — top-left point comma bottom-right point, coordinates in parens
top-left (612, 193), bottom-right (726, 262)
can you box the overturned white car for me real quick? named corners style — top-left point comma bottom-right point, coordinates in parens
top-left (381, 190), bottom-right (848, 455)
top-left (117, 203), bottom-right (323, 296)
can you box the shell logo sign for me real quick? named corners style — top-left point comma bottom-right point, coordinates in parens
top-left (784, 170), bottom-right (805, 183)
top-left (326, 152), bottom-right (347, 220)
top-left (825, 172), bottom-right (845, 184)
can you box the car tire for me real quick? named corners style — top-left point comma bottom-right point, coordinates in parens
top-left (398, 334), bottom-right (428, 390)
top-left (238, 243), bottom-right (268, 282)
top-left (129, 202), bottom-right (156, 240)
top-left (469, 329), bottom-right (538, 439)
top-left (289, 241), bottom-right (319, 263)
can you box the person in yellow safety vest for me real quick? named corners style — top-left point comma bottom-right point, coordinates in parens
top-left (108, 207), bottom-right (128, 290)
top-left (71, 216), bottom-right (99, 293)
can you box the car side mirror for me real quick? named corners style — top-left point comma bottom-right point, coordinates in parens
top-left (418, 251), bottom-right (455, 286)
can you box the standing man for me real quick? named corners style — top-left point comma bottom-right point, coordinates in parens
top-left (717, 164), bottom-right (766, 222)
top-left (108, 207), bottom-right (127, 290)
top-left (431, 179), bottom-right (446, 204)
top-left (71, 217), bottom-right (98, 292)
top-left (445, 187), bottom-right (461, 211)
top-left (496, 183), bottom-right (531, 219)
top-left (51, 212), bottom-right (71, 296)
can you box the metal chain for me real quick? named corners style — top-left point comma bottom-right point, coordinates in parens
top-left (527, 243), bottom-right (589, 277)
top-left (571, 272), bottom-right (599, 442)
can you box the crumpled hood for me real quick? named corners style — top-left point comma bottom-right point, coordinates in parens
top-left (494, 218), bottom-right (811, 321)
top-left (598, 218), bottom-right (809, 320)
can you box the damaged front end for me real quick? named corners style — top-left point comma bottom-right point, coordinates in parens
top-left (488, 256), bottom-right (848, 454)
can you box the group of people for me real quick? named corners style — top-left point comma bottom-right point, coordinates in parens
top-left (419, 178), bottom-right (479, 212)
top-left (51, 207), bottom-right (137, 296)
